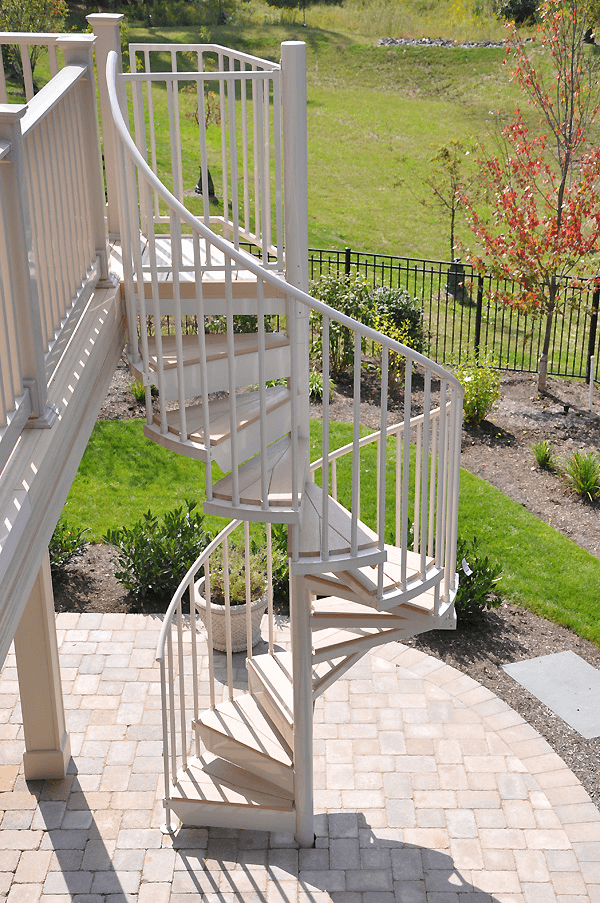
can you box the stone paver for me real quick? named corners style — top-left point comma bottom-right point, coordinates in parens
top-left (0, 613), bottom-right (597, 901)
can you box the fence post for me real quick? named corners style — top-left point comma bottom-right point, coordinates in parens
top-left (586, 285), bottom-right (599, 382)
top-left (57, 35), bottom-right (110, 285)
top-left (87, 13), bottom-right (124, 240)
top-left (344, 246), bottom-right (351, 277)
top-left (474, 274), bottom-right (484, 359)
top-left (0, 107), bottom-right (53, 426)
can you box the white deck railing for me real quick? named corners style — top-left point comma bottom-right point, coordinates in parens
top-left (0, 33), bottom-right (69, 102)
top-left (125, 43), bottom-right (283, 271)
top-left (0, 34), bottom-right (108, 470)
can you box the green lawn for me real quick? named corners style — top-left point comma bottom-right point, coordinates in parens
top-left (63, 418), bottom-right (600, 646)
top-left (121, 21), bottom-right (522, 261)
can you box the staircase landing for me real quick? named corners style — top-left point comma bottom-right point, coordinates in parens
top-left (0, 611), bottom-right (597, 901)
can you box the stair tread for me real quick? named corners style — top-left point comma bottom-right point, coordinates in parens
top-left (248, 652), bottom-right (294, 721)
top-left (145, 332), bottom-right (289, 372)
top-left (212, 435), bottom-right (309, 508)
top-left (195, 695), bottom-right (292, 767)
top-left (298, 482), bottom-right (380, 559)
top-left (306, 546), bottom-right (438, 609)
top-left (312, 624), bottom-right (399, 651)
top-left (153, 385), bottom-right (290, 444)
top-left (171, 753), bottom-right (294, 808)
top-left (311, 595), bottom-right (411, 627)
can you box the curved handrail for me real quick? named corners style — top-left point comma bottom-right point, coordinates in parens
top-left (309, 402), bottom-right (450, 474)
top-left (156, 518), bottom-right (240, 664)
top-left (106, 50), bottom-right (462, 391)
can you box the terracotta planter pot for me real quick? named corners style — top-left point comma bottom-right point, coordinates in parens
top-left (196, 580), bottom-right (267, 652)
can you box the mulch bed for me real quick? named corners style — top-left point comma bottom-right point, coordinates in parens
top-left (53, 358), bottom-right (600, 808)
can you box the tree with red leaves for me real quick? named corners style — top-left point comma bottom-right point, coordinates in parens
top-left (462, 0), bottom-right (600, 391)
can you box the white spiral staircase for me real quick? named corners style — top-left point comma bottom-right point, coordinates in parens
top-left (107, 40), bottom-right (463, 846)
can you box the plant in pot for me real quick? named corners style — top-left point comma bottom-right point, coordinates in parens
top-left (196, 544), bottom-right (269, 652)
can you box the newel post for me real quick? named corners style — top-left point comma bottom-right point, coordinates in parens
top-left (0, 107), bottom-right (53, 426)
top-left (280, 39), bottom-right (314, 849)
top-left (87, 13), bottom-right (124, 240)
top-left (58, 35), bottom-right (110, 285)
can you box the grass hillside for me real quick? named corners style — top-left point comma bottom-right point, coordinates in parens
top-left (122, 0), bottom-right (524, 260)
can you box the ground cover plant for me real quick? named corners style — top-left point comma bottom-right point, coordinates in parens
top-left (561, 449), bottom-right (600, 502)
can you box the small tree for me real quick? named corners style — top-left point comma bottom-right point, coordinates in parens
top-left (0, 0), bottom-right (68, 95)
top-left (400, 140), bottom-right (478, 261)
top-left (462, 0), bottom-right (600, 391)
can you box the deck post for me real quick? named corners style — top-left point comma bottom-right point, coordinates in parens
top-left (14, 552), bottom-right (71, 780)
top-left (0, 107), bottom-right (52, 425)
top-left (58, 35), bottom-right (110, 285)
top-left (87, 13), bottom-right (124, 240)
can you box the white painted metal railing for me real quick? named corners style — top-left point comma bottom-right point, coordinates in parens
top-left (156, 518), bottom-right (277, 830)
top-left (107, 47), bottom-right (463, 598)
top-left (126, 43), bottom-right (283, 271)
top-left (310, 399), bottom-right (461, 610)
top-left (0, 34), bottom-right (108, 470)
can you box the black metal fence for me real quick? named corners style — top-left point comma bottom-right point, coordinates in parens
top-left (308, 247), bottom-right (600, 383)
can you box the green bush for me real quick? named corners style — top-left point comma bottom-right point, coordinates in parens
top-left (104, 501), bottom-right (213, 601)
top-left (455, 534), bottom-right (503, 622)
top-left (454, 354), bottom-right (501, 425)
top-left (49, 519), bottom-right (88, 582)
top-left (494, 0), bottom-right (538, 23)
top-left (309, 273), bottom-right (372, 374)
top-left (531, 439), bottom-right (556, 472)
top-left (561, 450), bottom-right (600, 502)
top-left (368, 286), bottom-right (426, 355)
top-left (309, 369), bottom-right (335, 402)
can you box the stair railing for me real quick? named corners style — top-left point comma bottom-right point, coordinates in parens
top-left (156, 518), bottom-right (277, 830)
top-left (309, 397), bottom-right (460, 613)
top-left (127, 43), bottom-right (283, 272)
top-left (107, 47), bottom-right (463, 600)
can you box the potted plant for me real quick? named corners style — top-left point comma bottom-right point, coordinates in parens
top-left (196, 544), bottom-right (268, 652)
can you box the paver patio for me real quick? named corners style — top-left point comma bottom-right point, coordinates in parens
top-left (0, 611), bottom-right (598, 902)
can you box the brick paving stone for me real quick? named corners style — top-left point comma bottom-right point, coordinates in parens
top-left (4, 622), bottom-right (600, 903)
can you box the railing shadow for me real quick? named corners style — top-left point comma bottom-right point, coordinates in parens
top-left (28, 764), bottom-right (133, 899)
top-left (170, 811), bottom-right (502, 901)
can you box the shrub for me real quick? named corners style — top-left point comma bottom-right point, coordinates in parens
top-left (494, 0), bottom-right (538, 24)
top-left (531, 439), bottom-right (556, 471)
top-left (368, 286), bottom-right (426, 355)
top-left (309, 273), bottom-right (372, 374)
top-left (454, 354), bottom-right (501, 425)
top-left (309, 369), bottom-right (335, 402)
top-left (561, 450), bottom-right (600, 502)
top-left (455, 535), bottom-right (503, 622)
top-left (49, 519), bottom-right (88, 582)
top-left (104, 501), bottom-right (213, 600)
